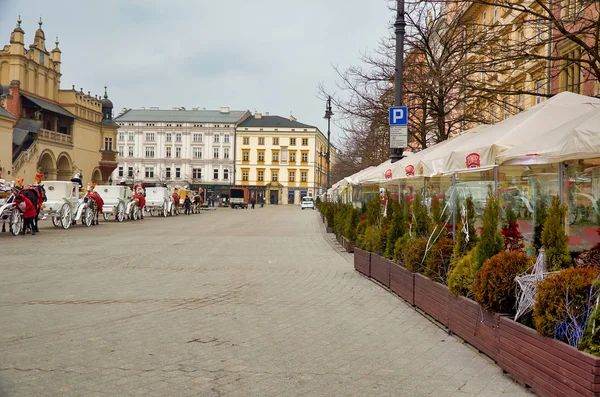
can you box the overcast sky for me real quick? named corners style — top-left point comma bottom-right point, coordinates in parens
top-left (1, 0), bottom-right (393, 143)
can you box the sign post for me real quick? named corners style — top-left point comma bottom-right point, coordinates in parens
top-left (389, 106), bottom-right (408, 155)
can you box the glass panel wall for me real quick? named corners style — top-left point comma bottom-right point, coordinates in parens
top-left (565, 160), bottom-right (600, 251)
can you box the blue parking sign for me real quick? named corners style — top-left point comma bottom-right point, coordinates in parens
top-left (389, 106), bottom-right (408, 125)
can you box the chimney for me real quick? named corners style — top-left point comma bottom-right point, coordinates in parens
top-left (254, 113), bottom-right (262, 119)
top-left (220, 107), bottom-right (230, 114)
top-left (289, 115), bottom-right (297, 122)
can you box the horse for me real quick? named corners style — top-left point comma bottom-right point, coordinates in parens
top-left (84, 191), bottom-right (103, 226)
top-left (17, 184), bottom-right (46, 233)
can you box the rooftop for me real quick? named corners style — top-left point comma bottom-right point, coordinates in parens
top-left (239, 114), bottom-right (316, 129)
top-left (114, 108), bottom-right (249, 123)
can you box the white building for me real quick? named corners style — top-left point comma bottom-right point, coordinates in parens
top-left (112, 107), bottom-right (250, 194)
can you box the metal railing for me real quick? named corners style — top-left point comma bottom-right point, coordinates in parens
top-left (13, 141), bottom-right (39, 174)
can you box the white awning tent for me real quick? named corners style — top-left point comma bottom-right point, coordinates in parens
top-left (434, 92), bottom-right (600, 174)
top-left (497, 106), bottom-right (600, 165)
top-left (356, 160), bottom-right (394, 184)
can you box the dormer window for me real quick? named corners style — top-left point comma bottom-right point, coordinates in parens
top-left (39, 52), bottom-right (44, 65)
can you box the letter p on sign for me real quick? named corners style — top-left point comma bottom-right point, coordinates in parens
top-left (389, 106), bottom-right (408, 125)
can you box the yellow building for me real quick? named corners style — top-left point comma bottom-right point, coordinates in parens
top-left (0, 17), bottom-right (118, 185)
top-left (235, 113), bottom-right (331, 204)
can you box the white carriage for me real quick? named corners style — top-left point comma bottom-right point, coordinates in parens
top-left (96, 185), bottom-right (140, 222)
top-left (144, 186), bottom-right (174, 217)
top-left (0, 192), bottom-right (22, 235)
top-left (40, 181), bottom-right (93, 229)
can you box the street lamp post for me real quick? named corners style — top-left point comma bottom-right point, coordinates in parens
top-left (323, 96), bottom-right (333, 192)
top-left (391, 0), bottom-right (406, 163)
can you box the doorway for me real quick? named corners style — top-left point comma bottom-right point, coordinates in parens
top-left (288, 191), bottom-right (295, 204)
top-left (270, 190), bottom-right (279, 205)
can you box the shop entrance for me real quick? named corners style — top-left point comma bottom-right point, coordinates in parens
top-left (270, 190), bottom-right (279, 205)
top-left (288, 191), bottom-right (295, 204)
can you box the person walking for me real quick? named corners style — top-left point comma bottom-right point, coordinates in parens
top-left (15, 192), bottom-right (37, 235)
top-left (184, 196), bottom-right (191, 215)
top-left (250, 196), bottom-right (256, 209)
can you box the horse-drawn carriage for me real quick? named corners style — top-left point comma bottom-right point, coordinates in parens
top-left (144, 186), bottom-right (174, 217)
top-left (0, 191), bottom-right (22, 235)
top-left (96, 185), bottom-right (142, 221)
top-left (41, 181), bottom-right (98, 229)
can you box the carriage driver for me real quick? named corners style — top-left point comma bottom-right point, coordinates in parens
top-left (71, 172), bottom-right (83, 188)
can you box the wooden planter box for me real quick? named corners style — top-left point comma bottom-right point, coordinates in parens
top-left (353, 248), bottom-right (371, 277)
top-left (337, 234), bottom-right (344, 246)
top-left (390, 262), bottom-right (414, 305)
top-left (497, 317), bottom-right (600, 397)
top-left (342, 236), bottom-right (356, 253)
top-left (414, 274), bottom-right (450, 327)
top-left (370, 255), bottom-right (391, 288)
top-left (449, 296), bottom-right (501, 362)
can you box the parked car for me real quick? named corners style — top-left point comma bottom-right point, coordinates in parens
top-left (230, 187), bottom-right (249, 209)
top-left (301, 196), bottom-right (315, 210)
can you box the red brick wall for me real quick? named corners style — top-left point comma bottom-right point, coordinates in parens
top-left (5, 82), bottom-right (21, 120)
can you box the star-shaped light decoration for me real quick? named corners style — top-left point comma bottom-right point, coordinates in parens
top-left (514, 248), bottom-right (557, 321)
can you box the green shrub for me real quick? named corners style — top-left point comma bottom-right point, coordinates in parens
top-left (411, 194), bottom-right (431, 238)
top-left (362, 225), bottom-right (382, 253)
top-left (355, 220), bottom-right (368, 250)
top-left (404, 237), bottom-right (429, 273)
top-left (366, 197), bottom-right (382, 226)
top-left (533, 267), bottom-right (600, 339)
top-left (579, 287), bottom-right (600, 357)
top-left (473, 251), bottom-right (533, 314)
top-left (542, 196), bottom-right (572, 271)
top-left (345, 208), bottom-right (361, 241)
top-left (474, 186), bottom-right (504, 273)
top-left (448, 249), bottom-right (476, 297)
top-left (315, 196), bottom-right (321, 205)
top-left (385, 205), bottom-right (408, 259)
top-left (393, 234), bottom-right (411, 265)
top-left (425, 238), bottom-right (454, 284)
top-left (533, 187), bottom-right (549, 252)
top-left (451, 196), bottom-right (478, 264)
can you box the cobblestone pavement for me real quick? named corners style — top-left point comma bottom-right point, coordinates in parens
top-left (0, 206), bottom-right (532, 397)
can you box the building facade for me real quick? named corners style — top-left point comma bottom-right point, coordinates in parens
top-left (112, 108), bottom-right (250, 197)
top-left (0, 17), bottom-right (118, 185)
top-left (235, 113), bottom-right (331, 205)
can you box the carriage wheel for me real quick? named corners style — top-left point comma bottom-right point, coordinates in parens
top-left (132, 205), bottom-right (139, 221)
top-left (163, 203), bottom-right (168, 217)
top-left (116, 203), bottom-right (125, 222)
top-left (10, 210), bottom-right (22, 236)
top-left (83, 207), bottom-right (93, 227)
top-left (52, 215), bottom-right (61, 227)
top-left (103, 212), bottom-right (110, 221)
top-left (149, 208), bottom-right (155, 217)
top-left (60, 203), bottom-right (72, 230)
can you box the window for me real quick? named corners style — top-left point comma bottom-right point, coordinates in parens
top-left (145, 146), bottom-right (155, 158)
top-left (519, 30), bottom-right (525, 50)
top-left (258, 170), bottom-right (264, 181)
top-left (145, 167), bottom-right (154, 178)
top-left (193, 133), bottom-right (202, 142)
top-left (273, 151), bottom-right (279, 162)
top-left (258, 151), bottom-right (265, 162)
top-left (503, 99), bottom-right (509, 119)
top-left (302, 138), bottom-right (308, 146)
top-left (166, 133), bottom-right (172, 142)
top-left (290, 138), bottom-right (296, 145)
top-left (272, 171), bottom-right (278, 181)
top-left (175, 147), bottom-right (182, 158)
top-left (242, 170), bottom-right (249, 181)
top-left (176, 133), bottom-right (182, 142)
top-left (243, 151), bottom-right (249, 162)
top-left (536, 80), bottom-right (544, 103)
top-left (482, 11), bottom-right (487, 25)
top-left (128, 132), bottom-right (134, 141)
top-left (128, 146), bottom-right (134, 157)
top-left (224, 147), bottom-right (229, 159)
top-left (214, 168), bottom-right (219, 180)
top-left (290, 152), bottom-right (296, 163)
top-left (536, 19), bottom-right (543, 44)
top-left (193, 147), bottom-right (202, 159)
top-left (223, 169), bottom-right (229, 180)
top-left (192, 168), bottom-right (202, 179)
top-left (118, 146), bottom-right (124, 157)
top-left (243, 137), bottom-right (249, 145)
top-left (491, 105), bottom-right (496, 124)
top-left (273, 137), bottom-right (279, 145)
top-left (166, 167), bottom-right (171, 178)
top-left (518, 94), bottom-right (524, 110)
top-left (175, 167), bottom-right (181, 179)
top-left (118, 132), bottom-right (124, 141)
top-left (493, 6), bottom-right (498, 23)
top-left (224, 134), bottom-right (230, 143)
top-left (301, 152), bottom-right (308, 162)
top-left (166, 146), bottom-right (172, 158)
top-left (128, 167), bottom-right (134, 177)
top-left (118, 166), bottom-right (123, 177)
top-left (301, 171), bottom-right (307, 182)
top-left (258, 137), bottom-right (265, 145)
top-left (564, 48), bottom-right (581, 93)
top-left (145, 133), bottom-right (155, 142)
top-left (213, 148), bottom-right (219, 159)
top-left (214, 134), bottom-right (220, 143)
top-left (289, 171), bottom-right (295, 182)
top-left (104, 137), bottom-right (113, 151)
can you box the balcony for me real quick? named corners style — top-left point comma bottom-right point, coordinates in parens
top-left (38, 128), bottom-right (73, 146)
top-left (100, 150), bottom-right (118, 163)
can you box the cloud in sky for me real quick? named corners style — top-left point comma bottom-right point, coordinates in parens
top-left (0, 0), bottom-right (394, 143)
